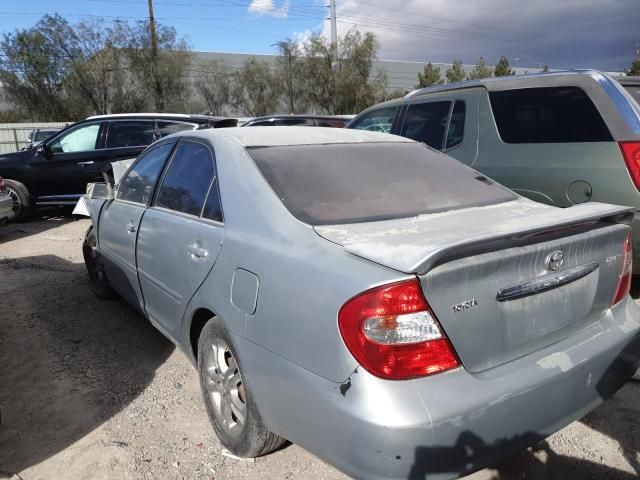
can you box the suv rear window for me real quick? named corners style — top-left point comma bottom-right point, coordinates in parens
top-left (489, 87), bottom-right (612, 143)
top-left (249, 142), bottom-right (516, 225)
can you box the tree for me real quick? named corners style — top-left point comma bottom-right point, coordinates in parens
top-left (298, 30), bottom-right (387, 114)
top-left (494, 56), bottom-right (515, 77)
top-left (416, 62), bottom-right (443, 88)
top-left (275, 39), bottom-right (307, 114)
top-left (445, 59), bottom-right (465, 83)
top-left (0, 15), bottom-right (76, 120)
top-left (120, 20), bottom-right (192, 112)
top-left (627, 58), bottom-right (640, 76)
top-left (231, 57), bottom-right (281, 116)
top-left (468, 56), bottom-right (493, 80)
top-left (196, 60), bottom-right (232, 116)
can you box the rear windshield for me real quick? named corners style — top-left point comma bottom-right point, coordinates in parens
top-left (623, 85), bottom-right (640, 106)
top-left (248, 142), bottom-right (516, 225)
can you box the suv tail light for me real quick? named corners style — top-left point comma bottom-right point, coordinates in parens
top-left (611, 232), bottom-right (633, 306)
top-left (619, 142), bottom-right (640, 191)
top-left (338, 279), bottom-right (460, 380)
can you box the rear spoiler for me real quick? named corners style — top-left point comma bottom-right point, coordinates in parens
top-left (315, 200), bottom-right (635, 275)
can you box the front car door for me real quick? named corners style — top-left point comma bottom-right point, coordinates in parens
top-left (136, 139), bottom-right (224, 339)
top-left (30, 121), bottom-right (107, 203)
top-left (98, 140), bottom-right (177, 309)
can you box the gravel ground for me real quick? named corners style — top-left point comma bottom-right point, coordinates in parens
top-left (0, 211), bottom-right (638, 480)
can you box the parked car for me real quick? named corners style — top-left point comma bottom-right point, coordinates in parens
top-left (80, 126), bottom-right (640, 480)
top-left (242, 115), bottom-right (352, 128)
top-left (348, 70), bottom-right (640, 271)
top-left (0, 176), bottom-right (12, 225)
top-left (23, 127), bottom-right (62, 150)
top-left (0, 113), bottom-right (236, 221)
top-left (617, 75), bottom-right (640, 105)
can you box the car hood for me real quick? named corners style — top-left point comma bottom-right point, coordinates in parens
top-left (0, 149), bottom-right (33, 166)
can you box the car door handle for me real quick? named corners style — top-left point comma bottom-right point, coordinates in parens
top-left (187, 244), bottom-right (208, 259)
top-left (77, 161), bottom-right (95, 165)
top-left (127, 223), bottom-right (137, 233)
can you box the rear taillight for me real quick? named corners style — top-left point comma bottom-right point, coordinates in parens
top-left (0, 177), bottom-right (4, 193)
top-left (620, 141), bottom-right (640, 191)
top-left (611, 232), bottom-right (633, 306)
top-left (338, 279), bottom-right (460, 380)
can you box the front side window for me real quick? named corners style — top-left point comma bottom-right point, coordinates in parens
top-left (489, 87), bottom-right (613, 143)
top-left (400, 101), bottom-right (452, 149)
top-left (349, 107), bottom-right (398, 133)
top-left (49, 123), bottom-right (100, 153)
top-left (107, 120), bottom-right (156, 148)
top-left (156, 142), bottom-right (215, 217)
top-left (118, 143), bottom-right (174, 204)
top-left (249, 142), bottom-right (516, 225)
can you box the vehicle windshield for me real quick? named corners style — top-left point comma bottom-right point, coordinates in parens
top-left (248, 142), bottom-right (517, 225)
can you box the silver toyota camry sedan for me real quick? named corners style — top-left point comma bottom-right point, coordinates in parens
top-left (81, 127), bottom-right (640, 480)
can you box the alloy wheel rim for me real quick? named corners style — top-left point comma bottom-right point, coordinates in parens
top-left (204, 338), bottom-right (246, 438)
top-left (5, 187), bottom-right (21, 220)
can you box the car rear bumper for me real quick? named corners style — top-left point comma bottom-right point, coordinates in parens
top-left (0, 194), bottom-right (12, 223)
top-left (235, 297), bottom-right (640, 480)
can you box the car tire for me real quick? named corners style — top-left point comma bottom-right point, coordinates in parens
top-left (82, 225), bottom-right (117, 299)
top-left (4, 179), bottom-right (33, 222)
top-left (198, 319), bottom-right (286, 457)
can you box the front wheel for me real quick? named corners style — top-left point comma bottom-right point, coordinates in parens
top-left (4, 179), bottom-right (33, 222)
top-left (82, 226), bottom-right (116, 299)
top-left (198, 320), bottom-right (285, 457)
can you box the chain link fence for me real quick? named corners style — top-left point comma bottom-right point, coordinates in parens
top-left (0, 122), bottom-right (69, 154)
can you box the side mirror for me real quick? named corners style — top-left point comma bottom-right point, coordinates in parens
top-left (36, 143), bottom-right (52, 158)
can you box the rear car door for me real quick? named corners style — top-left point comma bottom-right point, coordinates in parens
top-left (98, 141), bottom-right (176, 309)
top-left (476, 86), bottom-right (617, 206)
top-left (136, 140), bottom-right (224, 339)
top-left (30, 121), bottom-right (107, 201)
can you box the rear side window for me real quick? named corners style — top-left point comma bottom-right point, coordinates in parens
top-left (157, 121), bottom-right (197, 137)
top-left (489, 87), bottom-right (612, 143)
top-left (275, 118), bottom-right (315, 126)
top-left (249, 142), bottom-right (516, 225)
top-left (400, 101), bottom-right (451, 149)
top-left (156, 141), bottom-right (215, 217)
top-left (107, 120), bottom-right (156, 148)
top-left (118, 143), bottom-right (174, 204)
top-left (349, 107), bottom-right (398, 133)
top-left (623, 85), bottom-right (640, 105)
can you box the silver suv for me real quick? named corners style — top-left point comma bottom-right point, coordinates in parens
top-left (348, 70), bottom-right (640, 271)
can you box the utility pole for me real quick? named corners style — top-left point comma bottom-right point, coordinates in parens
top-left (148, 0), bottom-right (164, 111)
top-left (329, 0), bottom-right (337, 53)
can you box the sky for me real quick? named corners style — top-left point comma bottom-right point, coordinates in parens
top-left (0, 0), bottom-right (638, 71)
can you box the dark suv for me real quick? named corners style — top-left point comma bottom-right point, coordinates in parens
top-left (0, 113), bottom-right (236, 221)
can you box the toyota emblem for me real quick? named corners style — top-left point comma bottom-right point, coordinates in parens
top-left (546, 250), bottom-right (564, 271)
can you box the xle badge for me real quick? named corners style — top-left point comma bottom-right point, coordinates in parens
top-left (451, 298), bottom-right (478, 313)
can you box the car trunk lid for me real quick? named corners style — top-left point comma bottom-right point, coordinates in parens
top-left (315, 199), bottom-right (633, 372)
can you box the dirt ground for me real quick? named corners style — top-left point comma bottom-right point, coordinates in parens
top-left (0, 211), bottom-right (638, 480)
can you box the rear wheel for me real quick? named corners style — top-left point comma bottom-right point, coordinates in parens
top-left (198, 319), bottom-right (286, 457)
top-left (82, 226), bottom-right (116, 299)
top-left (4, 179), bottom-right (33, 222)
